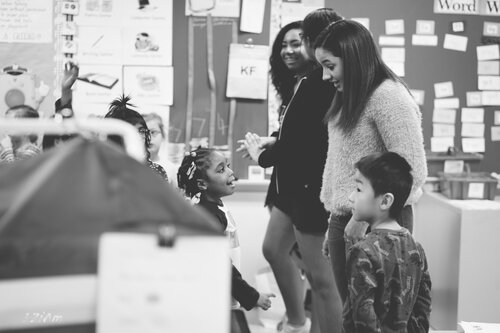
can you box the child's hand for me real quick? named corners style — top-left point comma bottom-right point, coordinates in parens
top-left (62, 61), bottom-right (79, 90)
top-left (256, 292), bottom-right (276, 311)
top-left (0, 135), bottom-right (12, 149)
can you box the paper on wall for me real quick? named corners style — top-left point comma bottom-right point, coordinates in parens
top-left (466, 91), bottom-right (483, 106)
top-left (185, 0), bottom-right (240, 17)
top-left (482, 91), bottom-right (500, 105)
top-left (434, 81), bottom-right (454, 98)
top-left (443, 34), bottom-right (468, 52)
top-left (478, 75), bottom-right (500, 90)
top-left (226, 44), bottom-right (269, 100)
top-left (385, 19), bottom-right (405, 35)
top-left (410, 89), bottom-right (425, 105)
top-left (477, 44), bottom-right (500, 61)
top-left (433, 109), bottom-right (457, 124)
top-left (97, 233), bottom-right (230, 333)
top-left (431, 137), bottom-right (454, 152)
top-left (434, 97), bottom-right (460, 109)
top-left (240, 0), bottom-right (266, 33)
top-left (491, 126), bottom-right (500, 141)
top-left (461, 123), bottom-right (485, 137)
top-left (461, 108), bottom-right (485, 123)
top-left (412, 34), bottom-right (438, 46)
top-left (462, 138), bottom-right (485, 152)
top-left (478, 61), bottom-right (500, 75)
top-left (433, 123), bottom-right (455, 137)
top-left (381, 47), bottom-right (405, 62)
top-left (123, 66), bottom-right (173, 105)
top-left (416, 20), bottom-right (435, 35)
top-left (379, 36), bottom-right (405, 46)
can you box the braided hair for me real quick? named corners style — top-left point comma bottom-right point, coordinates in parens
top-left (177, 147), bottom-right (215, 198)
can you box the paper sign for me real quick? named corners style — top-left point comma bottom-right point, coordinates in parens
top-left (461, 108), bottom-right (484, 123)
top-left (248, 165), bottom-right (265, 181)
top-left (123, 66), bottom-right (173, 105)
top-left (410, 89), bottom-right (425, 105)
top-left (186, 0), bottom-right (240, 17)
top-left (379, 36), bottom-right (405, 46)
top-left (226, 44), bottom-right (269, 100)
top-left (122, 28), bottom-right (172, 66)
top-left (386, 61), bottom-right (405, 77)
top-left (77, 26), bottom-right (122, 64)
top-left (478, 61), bottom-right (500, 75)
top-left (433, 123), bottom-right (456, 137)
top-left (74, 65), bottom-right (123, 104)
top-left (385, 19), bottom-right (405, 35)
top-left (482, 91), bottom-right (500, 105)
top-left (240, 0), bottom-right (266, 33)
top-left (452, 21), bottom-right (465, 32)
top-left (466, 91), bottom-right (483, 106)
top-left (468, 183), bottom-right (485, 199)
top-left (478, 75), bottom-right (500, 90)
top-left (433, 109), bottom-right (457, 124)
top-left (495, 110), bottom-right (500, 124)
top-left (484, 21), bottom-right (500, 37)
top-left (431, 137), bottom-right (454, 152)
top-left (434, 0), bottom-right (478, 15)
top-left (416, 20), bottom-right (435, 35)
top-left (434, 81), bottom-right (454, 98)
top-left (491, 126), bottom-right (500, 141)
top-left (462, 138), bottom-right (485, 152)
top-left (351, 18), bottom-right (370, 30)
top-left (381, 47), bottom-right (405, 62)
top-left (98, 233), bottom-right (230, 333)
top-left (434, 97), bottom-right (460, 109)
top-left (443, 34), bottom-right (468, 52)
top-left (444, 160), bottom-right (464, 173)
top-left (0, 0), bottom-right (53, 43)
top-left (477, 44), bottom-right (500, 61)
top-left (461, 123), bottom-right (485, 137)
top-left (412, 34), bottom-right (438, 46)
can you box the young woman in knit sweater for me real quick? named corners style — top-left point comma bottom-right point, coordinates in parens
top-left (314, 20), bottom-right (428, 304)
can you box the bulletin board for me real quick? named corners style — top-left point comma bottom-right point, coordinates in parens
top-left (171, 0), bottom-right (500, 179)
top-left (1, 0), bottom-right (499, 179)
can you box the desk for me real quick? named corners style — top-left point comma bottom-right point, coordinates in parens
top-left (414, 192), bottom-right (500, 330)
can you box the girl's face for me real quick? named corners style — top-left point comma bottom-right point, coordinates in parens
top-left (201, 151), bottom-right (236, 201)
top-left (146, 119), bottom-right (164, 155)
top-left (280, 28), bottom-right (309, 74)
top-left (315, 47), bottom-right (344, 92)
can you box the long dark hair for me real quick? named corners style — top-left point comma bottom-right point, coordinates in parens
top-left (314, 20), bottom-right (403, 132)
top-left (302, 8), bottom-right (343, 45)
top-left (269, 20), bottom-right (305, 105)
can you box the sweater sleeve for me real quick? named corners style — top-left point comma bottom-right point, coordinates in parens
top-left (370, 81), bottom-right (428, 205)
top-left (232, 264), bottom-right (260, 311)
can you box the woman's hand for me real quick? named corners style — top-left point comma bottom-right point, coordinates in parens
top-left (242, 132), bottom-right (264, 162)
top-left (344, 216), bottom-right (368, 249)
top-left (258, 136), bottom-right (277, 149)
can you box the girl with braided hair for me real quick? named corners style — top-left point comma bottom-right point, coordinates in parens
top-left (177, 147), bottom-right (276, 319)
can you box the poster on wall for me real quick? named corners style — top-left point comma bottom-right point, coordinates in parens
top-left (185, 0), bottom-right (240, 17)
top-left (76, 26), bottom-right (122, 64)
top-left (73, 65), bottom-right (123, 104)
top-left (226, 44), bottom-right (269, 100)
top-left (122, 28), bottom-right (172, 66)
top-left (0, 0), bottom-right (53, 43)
top-left (434, 0), bottom-right (500, 16)
top-left (123, 66), bottom-right (173, 105)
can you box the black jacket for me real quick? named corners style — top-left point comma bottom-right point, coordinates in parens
top-left (196, 198), bottom-right (260, 310)
top-left (258, 68), bottom-right (334, 230)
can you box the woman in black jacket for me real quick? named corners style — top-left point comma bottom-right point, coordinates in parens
top-left (240, 9), bottom-right (344, 333)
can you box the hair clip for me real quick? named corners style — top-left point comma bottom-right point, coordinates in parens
top-left (187, 161), bottom-right (196, 179)
top-left (185, 151), bottom-right (197, 157)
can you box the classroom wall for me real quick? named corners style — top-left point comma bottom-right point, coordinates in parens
top-left (1, 0), bottom-right (499, 178)
top-left (169, 0), bottom-right (500, 178)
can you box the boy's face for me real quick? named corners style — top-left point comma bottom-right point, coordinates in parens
top-left (349, 170), bottom-right (382, 223)
top-left (201, 151), bottom-right (236, 201)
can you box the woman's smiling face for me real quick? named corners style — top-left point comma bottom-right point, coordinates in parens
top-left (280, 28), bottom-right (309, 74)
top-left (315, 47), bottom-right (344, 92)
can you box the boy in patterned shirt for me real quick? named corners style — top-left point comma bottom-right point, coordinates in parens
top-left (343, 152), bottom-right (431, 333)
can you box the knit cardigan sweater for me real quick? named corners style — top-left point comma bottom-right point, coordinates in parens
top-left (320, 79), bottom-right (428, 216)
